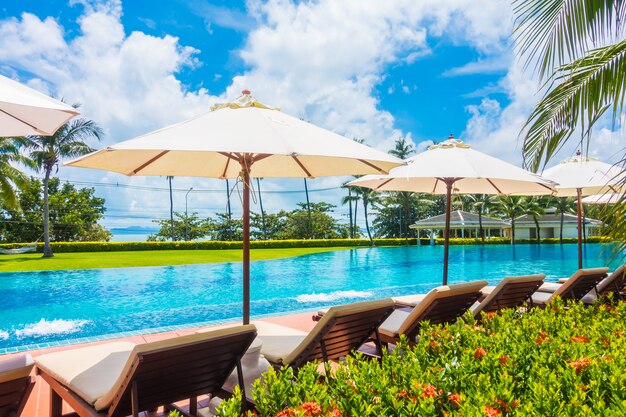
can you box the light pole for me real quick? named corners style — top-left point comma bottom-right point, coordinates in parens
top-left (185, 187), bottom-right (193, 241)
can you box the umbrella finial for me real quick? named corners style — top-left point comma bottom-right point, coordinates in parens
top-left (576, 149), bottom-right (581, 156)
top-left (242, 89), bottom-right (251, 95)
top-left (448, 134), bottom-right (455, 140)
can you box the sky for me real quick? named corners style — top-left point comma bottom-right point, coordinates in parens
top-left (1, 0), bottom-right (624, 236)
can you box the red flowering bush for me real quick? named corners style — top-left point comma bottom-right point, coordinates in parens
top-left (217, 298), bottom-right (626, 416)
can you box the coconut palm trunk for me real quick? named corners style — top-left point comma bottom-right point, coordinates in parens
top-left (533, 216), bottom-right (541, 244)
top-left (364, 199), bottom-right (373, 244)
top-left (510, 217), bottom-right (516, 245)
top-left (478, 211), bottom-right (484, 244)
top-left (42, 165), bottom-right (53, 257)
top-left (560, 212), bottom-right (564, 243)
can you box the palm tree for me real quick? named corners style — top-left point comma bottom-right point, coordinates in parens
top-left (514, 1), bottom-right (626, 172)
top-left (0, 137), bottom-right (34, 210)
top-left (341, 186), bottom-right (360, 238)
top-left (167, 176), bottom-right (174, 241)
top-left (28, 114), bottom-right (103, 257)
top-left (552, 196), bottom-right (576, 243)
top-left (352, 186), bottom-right (379, 244)
top-left (388, 136), bottom-right (415, 160)
top-left (388, 137), bottom-right (415, 242)
top-left (522, 197), bottom-right (546, 244)
top-left (496, 196), bottom-right (525, 244)
top-left (467, 194), bottom-right (497, 243)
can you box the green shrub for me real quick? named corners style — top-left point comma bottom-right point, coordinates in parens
top-left (218, 299), bottom-right (626, 416)
top-left (0, 236), bottom-right (611, 253)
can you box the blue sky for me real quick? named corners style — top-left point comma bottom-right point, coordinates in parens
top-left (0, 0), bottom-right (621, 236)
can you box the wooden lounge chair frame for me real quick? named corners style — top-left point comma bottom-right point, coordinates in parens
top-left (552, 268), bottom-right (607, 303)
top-left (379, 281), bottom-right (487, 346)
top-left (261, 300), bottom-right (394, 373)
top-left (0, 355), bottom-right (35, 417)
top-left (38, 326), bottom-right (257, 417)
top-left (597, 264), bottom-right (625, 300)
top-left (474, 274), bottom-right (545, 316)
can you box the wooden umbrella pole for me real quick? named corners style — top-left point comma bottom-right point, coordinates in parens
top-left (442, 179), bottom-right (454, 285)
top-left (242, 158), bottom-right (252, 324)
top-left (577, 187), bottom-right (583, 269)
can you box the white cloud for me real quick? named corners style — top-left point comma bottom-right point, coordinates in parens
top-left (443, 55), bottom-right (511, 77)
top-left (6, 0), bottom-right (594, 234)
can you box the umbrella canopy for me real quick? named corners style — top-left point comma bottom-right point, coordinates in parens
top-left (348, 136), bottom-right (555, 284)
top-left (542, 153), bottom-right (625, 268)
top-left (66, 91), bottom-right (403, 324)
top-left (582, 193), bottom-right (621, 204)
top-left (0, 74), bottom-right (79, 136)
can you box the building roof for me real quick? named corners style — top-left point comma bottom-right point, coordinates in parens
top-left (514, 213), bottom-right (602, 226)
top-left (410, 210), bottom-right (510, 230)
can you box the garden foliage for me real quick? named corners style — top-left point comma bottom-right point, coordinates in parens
top-left (0, 236), bottom-right (610, 253)
top-left (218, 299), bottom-right (626, 416)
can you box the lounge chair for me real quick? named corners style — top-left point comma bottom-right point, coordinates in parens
top-left (470, 274), bottom-right (545, 316)
top-left (0, 354), bottom-right (35, 417)
top-left (253, 299), bottom-right (394, 371)
top-left (538, 264), bottom-right (624, 304)
top-left (35, 325), bottom-right (257, 417)
top-left (531, 268), bottom-right (609, 307)
top-left (379, 280), bottom-right (487, 345)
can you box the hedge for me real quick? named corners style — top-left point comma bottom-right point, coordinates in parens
top-left (217, 298), bottom-right (626, 416)
top-left (0, 236), bottom-right (612, 253)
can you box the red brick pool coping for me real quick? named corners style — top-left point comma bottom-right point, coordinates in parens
top-left (5, 311), bottom-right (318, 417)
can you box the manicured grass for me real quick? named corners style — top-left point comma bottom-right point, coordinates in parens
top-left (0, 247), bottom-right (354, 272)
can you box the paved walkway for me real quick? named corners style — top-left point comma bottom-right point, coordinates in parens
top-left (7, 311), bottom-right (318, 417)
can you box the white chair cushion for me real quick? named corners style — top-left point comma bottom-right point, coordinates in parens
top-left (35, 342), bottom-right (135, 408)
top-left (531, 291), bottom-right (552, 305)
top-left (0, 354), bottom-right (34, 384)
top-left (252, 321), bottom-right (307, 365)
top-left (392, 294), bottom-right (426, 307)
top-left (379, 309), bottom-right (411, 337)
top-left (537, 282), bottom-right (562, 293)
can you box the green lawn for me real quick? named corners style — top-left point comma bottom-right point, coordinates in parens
top-left (0, 247), bottom-right (354, 272)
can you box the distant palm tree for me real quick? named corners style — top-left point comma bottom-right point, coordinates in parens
top-left (167, 176), bottom-right (174, 241)
top-left (352, 186), bottom-right (379, 244)
top-left (522, 197), bottom-right (546, 244)
top-left (467, 194), bottom-right (497, 243)
top-left (28, 112), bottom-right (103, 257)
top-left (552, 197), bottom-right (577, 243)
top-left (388, 136), bottom-right (415, 160)
top-left (341, 186), bottom-right (360, 238)
top-left (0, 137), bottom-right (34, 210)
top-left (496, 196), bottom-right (525, 244)
top-left (388, 137), bottom-right (415, 242)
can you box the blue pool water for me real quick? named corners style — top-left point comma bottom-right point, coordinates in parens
top-left (0, 243), bottom-right (622, 352)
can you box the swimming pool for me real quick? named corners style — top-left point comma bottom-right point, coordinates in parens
top-left (0, 243), bottom-right (621, 352)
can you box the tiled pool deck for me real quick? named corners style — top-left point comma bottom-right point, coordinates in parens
top-left (3, 310), bottom-right (318, 417)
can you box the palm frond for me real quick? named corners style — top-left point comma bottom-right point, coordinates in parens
top-left (521, 38), bottom-right (626, 171)
top-left (513, 0), bottom-right (626, 79)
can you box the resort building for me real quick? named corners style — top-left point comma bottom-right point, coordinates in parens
top-left (508, 213), bottom-right (602, 239)
top-left (410, 210), bottom-right (510, 241)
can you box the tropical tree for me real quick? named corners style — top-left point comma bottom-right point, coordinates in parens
top-left (496, 196), bottom-right (526, 244)
top-left (282, 202), bottom-right (349, 239)
top-left (522, 196), bottom-right (546, 244)
top-left (167, 176), bottom-right (174, 241)
top-left (552, 196), bottom-right (577, 243)
top-left (148, 212), bottom-right (209, 242)
top-left (341, 187), bottom-right (360, 238)
top-left (0, 177), bottom-right (110, 242)
top-left (388, 136), bottom-right (415, 160)
top-left (0, 137), bottom-right (34, 210)
top-left (352, 187), bottom-right (380, 244)
top-left (28, 113), bottom-right (103, 257)
top-left (466, 194), bottom-right (498, 243)
top-left (514, 0), bottom-right (626, 251)
top-left (386, 137), bottom-right (416, 241)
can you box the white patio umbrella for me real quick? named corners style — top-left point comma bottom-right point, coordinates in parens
top-left (582, 193), bottom-right (621, 204)
top-left (542, 152), bottom-right (625, 268)
top-left (348, 136), bottom-right (555, 285)
top-left (65, 91), bottom-right (403, 324)
top-left (0, 74), bottom-right (78, 136)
